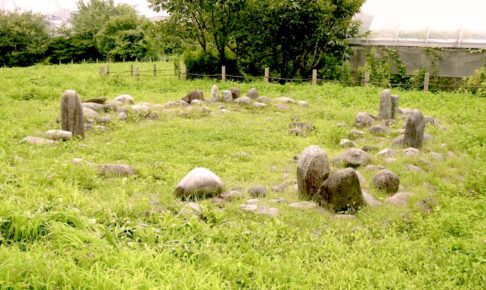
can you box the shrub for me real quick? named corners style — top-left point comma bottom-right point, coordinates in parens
top-left (183, 48), bottom-right (238, 80)
top-left (466, 66), bottom-right (486, 97)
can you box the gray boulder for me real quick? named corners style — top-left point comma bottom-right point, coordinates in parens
top-left (247, 88), bottom-right (259, 99)
top-left (182, 90), bottom-right (204, 103)
top-left (235, 96), bottom-right (251, 105)
top-left (113, 94), bottom-right (134, 104)
top-left (377, 148), bottom-right (396, 158)
top-left (256, 96), bottom-right (272, 104)
top-left (339, 139), bottom-right (356, 148)
top-left (46, 130), bottom-right (72, 141)
top-left (118, 112), bottom-right (128, 121)
top-left (297, 145), bottom-right (331, 200)
top-left (404, 147), bottom-right (420, 157)
top-left (369, 124), bottom-right (391, 135)
top-left (372, 169), bottom-right (399, 194)
top-left (297, 101), bottom-right (309, 107)
top-left (175, 167), bottom-right (224, 199)
top-left (230, 87), bottom-right (241, 99)
top-left (22, 136), bottom-right (58, 145)
top-left (83, 107), bottom-right (99, 121)
top-left (385, 192), bottom-right (411, 206)
top-left (337, 149), bottom-right (371, 167)
top-left (253, 102), bottom-right (267, 108)
top-left (82, 102), bottom-right (105, 112)
top-left (354, 112), bottom-right (374, 128)
top-left (97, 164), bottom-right (136, 177)
top-left (222, 90), bottom-right (233, 102)
top-left (274, 97), bottom-right (295, 104)
top-left (348, 129), bottom-right (365, 140)
top-left (379, 89), bottom-right (392, 120)
top-left (248, 185), bottom-right (267, 197)
top-left (316, 168), bottom-right (365, 212)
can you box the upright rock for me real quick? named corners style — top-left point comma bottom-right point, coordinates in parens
top-left (403, 109), bottom-right (425, 149)
top-left (175, 168), bottom-right (224, 199)
top-left (210, 85), bottom-right (219, 102)
top-left (222, 90), bottom-right (233, 102)
top-left (297, 146), bottom-right (331, 200)
top-left (182, 90), bottom-right (204, 104)
top-left (61, 90), bottom-right (84, 138)
top-left (247, 88), bottom-right (259, 99)
top-left (316, 168), bottom-right (365, 212)
top-left (391, 95), bottom-right (400, 118)
top-left (379, 89), bottom-right (392, 120)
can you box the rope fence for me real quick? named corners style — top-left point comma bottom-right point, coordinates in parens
top-left (97, 64), bottom-right (484, 92)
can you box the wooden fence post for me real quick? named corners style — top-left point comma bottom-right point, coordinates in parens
top-left (221, 66), bottom-right (226, 83)
top-left (99, 66), bottom-right (105, 76)
top-left (264, 68), bottom-right (270, 83)
top-left (181, 64), bottom-right (187, 80)
top-left (130, 64), bottom-right (134, 77)
top-left (106, 65), bottom-right (110, 76)
top-left (423, 72), bottom-right (430, 92)
top-left (364, 71), bottom-right (370, 86)
top-left (135, 66), bottom-right (140, 80)
top-left (153, 64), bottom-right (157, 77)
top-left (312, 69), bottom-right (317, 86)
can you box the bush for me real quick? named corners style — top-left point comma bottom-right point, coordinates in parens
top-left (183, 48), bottom-right (238, 79)
top-left (466, 66), bottom-right (486, 97)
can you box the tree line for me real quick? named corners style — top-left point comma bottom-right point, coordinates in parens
top-left (0, 0), bottom-right (181, 67)
top-left (1, 0), bottom-right (365, 80)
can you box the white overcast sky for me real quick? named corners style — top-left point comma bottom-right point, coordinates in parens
top-left (2, 0), bottom-right (486, 31)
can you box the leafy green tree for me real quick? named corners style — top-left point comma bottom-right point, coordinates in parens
top-left (149, 0), bottom-right (364, 79)
top-left (0, 10), bottom-right (50, 67)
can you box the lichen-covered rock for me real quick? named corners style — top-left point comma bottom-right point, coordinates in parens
top-left (348, 129), bottom-right (365, 140)
top-left (175, 168), bottom-right (224, 199)
top-left (274, 97), bottom-right (295, 104)
top-left (297, 145), bottom-right (331, 200)
top-left (316, 168), bottom-right (365, 212)
top-left (340, 139), bottom-right (356, 148)
top-left (82, 107), bottom-right (99, 121)
top-left (82, 102), bottom-right (105, 112)
top-left (385, 191), bottom-right (411, 206)
top-left (372, 169), bottom-right (399, 194)
top-left (377, 148), bottom-right (396, 158)
top-left (256, 96), bottom-right (272, 104)
top-left (404, 147), bottom-right (420, 157)
top-left (253, 102), bottom-right (267, 108)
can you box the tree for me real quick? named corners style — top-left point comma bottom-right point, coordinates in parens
top-left (0, 10), bottom-right (50, 67)
top-left (149, 0), bottom-right (364, 79)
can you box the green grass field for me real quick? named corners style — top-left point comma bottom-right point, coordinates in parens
top-left (0, 62), bottom-right (485, 289)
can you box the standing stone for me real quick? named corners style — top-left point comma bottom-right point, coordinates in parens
top-left (210, 85), bottom-right (219, 102)
top-left (222, 90), bottom-right (233, 102)
top-left (403, 109), bottom-right (425, 149)
top-left (297, 146), bottom-right (331, 200)
top-left (316, 168), bottom-right (365, 212)
top-left (182, 90), bottom-right (204, 103)
top-left (372, 169), bottom-right (400, 194)
top-left (175, 167), bottom-right (224, 199)
top-left (391, 95), bottom-right (400, 118)
top-left (379, 89), bottom-right (392, 120)
top-left (230, 88), bottom-right (241, 99)
top-left (61, 90), bottom-right (85, 138)
top-left (247, 88), bottom-right (259, 99)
